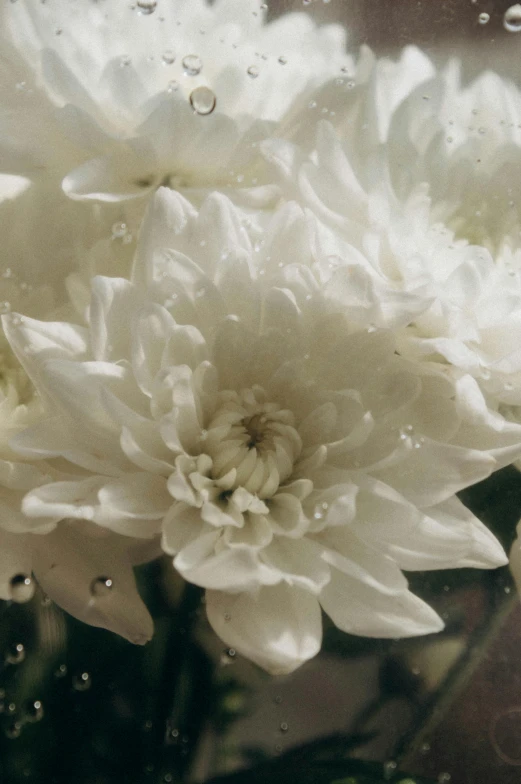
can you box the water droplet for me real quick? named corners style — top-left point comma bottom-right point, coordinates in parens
top-left (274, 695), bottom-right (283, 704)
top-left (137, 0), bottom-right (157, 14)
top-left (279, 722), bottom-right (289, 732)
top-left (313, 502), bottom-right (328, 520)
top-left (9, 574), bottom-right (34, 604)
top-left (478, 12), bottom-right (490, 24)
top-left (167, 79), bottom-right (179, 93)
top-left (278, 55), bottom-right (287, 65)
top-left (437, 775), bottom-right (451, 784)
top-left (54, 664), bottom-right (67, 678)
top-left (182, 54), bottom-right (202, 76)
top-left (5, 643), bottom-right (25, 665)
top-left (55, 27), bottom-right (63, 35)
top-left (481, 368), bottom-right (491, 380)
top-left (420, 741), bottom-right (431, 754)
top-left (72, 672), bottom-right (91, 692)
top-left (90, 576), bottom-right (113, 597)
top-left (111, 221), bottom-right (127, 239)
top-left (399, 424), bottom-right (414, 441)
top-left (478, 126), bottom-right (486, 135)
top-left (220, 648), bottom-right (237, 666)
top-left (504, 4), bottom-right (521, 31)
top-left (189, 85), bottom-right (216, 115)
top-left (5, 721), bottom-right (22, 739)
top-left (247, 65), bottom-right (259, 78)
top-left (25, 700), bottom-right (44, 723)
top-left (120, 55), bottom-right (131, 67)
top-left (162, 50), bottom-right (176, 65)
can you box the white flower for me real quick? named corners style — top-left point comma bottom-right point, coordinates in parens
top-left (3, 187), bottom-right (516, 674)
top-left (1, 0), bottom-right (351, 203)
top-left (383, 59), bottom-right (521, 252)
top-left (264, 109), bottom-right (521, 412)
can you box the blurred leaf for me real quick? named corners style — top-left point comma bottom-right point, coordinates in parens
top-left (204, 737), bottom-right (437, 784)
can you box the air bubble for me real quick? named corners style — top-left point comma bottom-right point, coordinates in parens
top-left (478, 12), bottom-right (490, 24)
top-left (189, 86), bottom-right (216, 115)
top-left (162, 50), bottom-right (176, 65)
top-left (220, 648), bottom-right (237, 666)
top-left (72, 672), bottom-right (91, 692)
top-left (111, 221), bottom-right (127, 239)
top-left (182, 55), bottom-right (202, 76)
top-left (5, 643), bottom-right (25, 665)
top-left (90, 577), bottom-right (113, 597)
top-left (504, 4), bottom-right (521, 31)
top-left (5, 721), bottom-right (22, 739)
top-left (247, 65), bottom-right (259, 79)
top-left (9, 574), bottom-right (34, 603)
top-left (25, 700), bottom-right (44, 723)
top-left (137, 0), bottom-right (157, 14)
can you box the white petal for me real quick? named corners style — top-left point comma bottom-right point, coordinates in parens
top-left (205, 583), bottom-right (322, 674)
top-left (174, 534), bottom-right (280, 592)
top-left (31, 522), bottom-right (154, 645)
top-left (320, 566), bottom-right (444, 638)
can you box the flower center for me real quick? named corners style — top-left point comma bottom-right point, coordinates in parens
top-left (203, 387), bottom-right (302, 498)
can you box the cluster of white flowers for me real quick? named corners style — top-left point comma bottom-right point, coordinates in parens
top-left (1, 0), bottom-right (521, 674)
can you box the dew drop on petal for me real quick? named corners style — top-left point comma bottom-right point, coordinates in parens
top-left (189, 86), bottom-right (216, 115)
top-left (9, 575), bottom-right (34, 604)
top-left (137, 0), bottom-right (157, 14)
top-left (167, 80), bottom-right (179, 93)
top-left (182, 54), bottom-right (202, 75)
top-left (478, 12), bottom-right (490, 24)
top-left (90, 576), bottom-right (113, 597)
top-left (72, 672), bottom-right (92, 691)
top-left (111, 221), bottom-right (127, 239)
top-left (25, 700), bottom-right (44, 723)
top-left (247, 65), bottom-right (259, 78)
top-left (162, 50), bottom-right (176, 65)
top-left (504, 4), bottom-right (521, 31)
top-left (5, 643), bottom-right (25, 665)
top-left (278, 55), bottom-right (287, 64)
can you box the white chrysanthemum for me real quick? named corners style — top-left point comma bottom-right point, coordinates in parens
top-left (0, 343), bottom-right (155, 644)
top-left (1, 0), bottom-right (351, 203)
top-left (383, 59), bottom-right (521, 252)
top-left (4, 188), bottom-right (518, 674)
top-left (263, 111), bottom-right (521, 413)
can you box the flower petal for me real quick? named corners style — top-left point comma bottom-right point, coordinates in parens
top-left (31, 522), bottom-right (154, 645)
top-left (205, 583), bottom-right (322, 674)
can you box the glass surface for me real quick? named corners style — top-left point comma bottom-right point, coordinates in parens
top-left (1, 2), bottom-right (521, 783)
